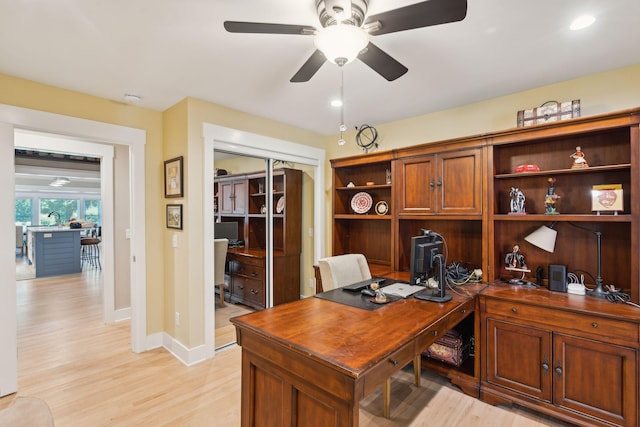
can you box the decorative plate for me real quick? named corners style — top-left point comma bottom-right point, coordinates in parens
top-left (375, 201), bottom-right (389, 215)
top-left (276, 196), bottom-right (285, 213)
top-left (351, 192), bottom-right (373, 214)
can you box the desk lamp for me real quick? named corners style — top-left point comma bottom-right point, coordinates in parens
top-left (524, 222), bottom-right (608, 299)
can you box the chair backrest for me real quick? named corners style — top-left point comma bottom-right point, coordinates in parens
top-left (214, 238), bottom-right (228, 286)
top-left (15, 225), bottom-right (23, 248)
top-left (318, 253), bottom-right (371, 291)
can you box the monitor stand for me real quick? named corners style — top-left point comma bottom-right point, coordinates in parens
top-left (414, 254), bottom-right (452, 302)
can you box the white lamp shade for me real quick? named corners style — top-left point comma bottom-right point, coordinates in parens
top-left (524, 225), bottom-right (557, 253)
top-left (314, 24), bottom-right (369, 65)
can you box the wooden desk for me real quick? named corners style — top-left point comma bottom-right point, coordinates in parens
top-left (231, 290), bottom-right (474, 426)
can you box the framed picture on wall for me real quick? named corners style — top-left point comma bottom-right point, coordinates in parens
top-left (164, 156), bottom-right (183, 198)
top-left (166, 204), bottom-right (183, 229)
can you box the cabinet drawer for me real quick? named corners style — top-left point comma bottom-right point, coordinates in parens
top-left (484, 299), bottom-right (638, 344)
top-left (233, 276), bottom-right (265, 306)
top-left (447, 298), bottom-right (474, 329)
top-left (415, 317), bottom-right (450, 353)
top-left (234, 263), bottom-right (264, 280)
top-left (363, 340), bottom-right (415, 396)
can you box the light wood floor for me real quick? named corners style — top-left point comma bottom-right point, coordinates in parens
top-left (2, 269), bottom-right (573, 426)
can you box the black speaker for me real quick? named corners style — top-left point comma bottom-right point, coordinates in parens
top-left (548, 264), bottom-right (567, 292)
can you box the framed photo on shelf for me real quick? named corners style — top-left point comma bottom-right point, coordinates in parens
top-left (592, 184), bottom-right (623, 213)
top-left (166, 204), bottom-right (183, 229)
top-left (164, 156), bottom-right (183, 198)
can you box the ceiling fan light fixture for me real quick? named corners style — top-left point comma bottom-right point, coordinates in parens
top-left (314, 24), bottom-right (369, 65)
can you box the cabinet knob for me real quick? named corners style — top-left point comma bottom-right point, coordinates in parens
top-left (591, 322), bottom-right (598, 328)
top-left (429, 180), bottom-right (435, 189)
top-left (437, 179), bottom-right (442, 187)
top-left (432, 330), bottom-right (438, 336)
top-left (511, 307), bottom-right (517, 313)
top-left (461, 309), bottom-right (466, 314)
top-left (555, 367), bottom-right (563, 376)
top-left (389, 359), bottom-right (398, 366)
top-left (542, 363), bottom-right (549, 372)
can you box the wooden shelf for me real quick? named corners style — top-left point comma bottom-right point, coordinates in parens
top-left (493, 214), bottom-right (631, 222)
top-left (495, 163), bottom-right (631, 179)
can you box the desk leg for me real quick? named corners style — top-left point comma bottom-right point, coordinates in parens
top-left (383, 378), bottom-right (391, 418)
top-left (414, 355), bottom-right (421, 387)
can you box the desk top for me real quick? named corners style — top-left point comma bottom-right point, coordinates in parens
top-left (231, 290), bottom-right (473, 378)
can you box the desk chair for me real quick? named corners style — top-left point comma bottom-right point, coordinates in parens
top-left (317, 253), bottom-right (421, 418)
top-left (214, 238), bottom-right (228, 306)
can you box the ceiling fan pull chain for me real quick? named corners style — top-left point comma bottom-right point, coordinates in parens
top-left (338, 66), bottom-right (347, 145)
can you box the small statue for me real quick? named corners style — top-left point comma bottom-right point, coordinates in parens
top-left (509, 187), bottom-right (526, 214)
top-left (570, 146), bottom-right (588, 168)
top-left (505, 244), bottom-right (527, 270)
top-left (544, 177), bottom-right (560, 214)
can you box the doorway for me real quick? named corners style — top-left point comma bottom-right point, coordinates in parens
top-left (204, 123), bottom-right (326, 353)
top-left (0, 105), bottom-right (147, 397)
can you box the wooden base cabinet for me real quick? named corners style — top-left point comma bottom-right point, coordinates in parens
top-left (480, 287), bottom-right (639, 427)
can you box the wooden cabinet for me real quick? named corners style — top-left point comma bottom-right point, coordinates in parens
top-left (217, 177), bottom-right (247, 215)
top-left (326, 107), bottom-right (640, 426)
top-left (480, 287), bottom-right (639, 427)
top-left (488, 109), bottom-right (640, 302)
top-left (396, 148), bottom-right (482, 216)
top-left (330, 152), bottom-right (394, 268)
top-left (216, 168), bottom-right (302, 309)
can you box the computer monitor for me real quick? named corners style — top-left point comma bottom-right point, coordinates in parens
top-left (409, 229), bottom-right (451, 302)
top-left (214, 221), bottom-right (238, 241)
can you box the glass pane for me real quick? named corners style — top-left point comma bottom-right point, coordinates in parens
top-left (84, 199), bottom-right (101, 225)
top-left (39, 199), bottom-right (79, 225)
top-left (15, 198), bottom-right (32, 225)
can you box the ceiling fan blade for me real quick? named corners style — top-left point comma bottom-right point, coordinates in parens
top-left (224, 21), bottom-right (316, 35)
top-left (290, 50), bottom-right (327, 83)
top-left (358, 42), bottom-right (408, 81)
top-left (364, 0), bottom-right (467, 36)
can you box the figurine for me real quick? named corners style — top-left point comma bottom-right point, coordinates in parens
top-left (544, 177), bottom-right (560, 214)
top-left (509, 187), bottom-right (526, 214)
top-left (570, 146), bottom-right (589, 168)
top-left (505, 244), bottom-right (527, 270)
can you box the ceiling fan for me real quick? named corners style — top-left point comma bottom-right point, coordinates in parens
top-left (224, 0), bottom-right (467, 83)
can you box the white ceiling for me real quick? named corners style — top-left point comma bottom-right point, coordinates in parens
top-left (1, 1), bottom-right (639, 136)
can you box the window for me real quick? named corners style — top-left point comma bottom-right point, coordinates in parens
top-left (15, 198), bottom-right (32, 225)
top-left (39, 199), bottom-right (78, 225)
top-left (84, 199), bottom-right (101, 225)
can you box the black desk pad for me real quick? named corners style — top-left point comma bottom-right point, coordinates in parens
top-left (314, 282), bottom-right (403, 311)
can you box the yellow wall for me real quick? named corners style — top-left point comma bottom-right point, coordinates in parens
top-left (320, 63), bottom-right (640, 255)
top-left (2, 61), bottom-right (639, 353)
top-left (0, 73), bottom-right (166, 334)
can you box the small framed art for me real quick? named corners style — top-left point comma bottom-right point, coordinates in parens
top-left (592, 184), bottom-right (623, 214)
top-left (164, 156), bottom-right (183, 198)
top-left (166, 204), bottom-right (183, 229)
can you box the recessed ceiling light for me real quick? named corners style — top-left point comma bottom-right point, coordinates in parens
top-left (570, 14), bottom-right (595, 31)
top-left (331, 99), bottom-right (343, 107)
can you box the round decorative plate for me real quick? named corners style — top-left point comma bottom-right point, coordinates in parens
top-left (375, 201), bottom-right (389, 215)
top-left (276, 196), bottom-right (285, 213)
top-left (351, 192), bottom-right (373, 214)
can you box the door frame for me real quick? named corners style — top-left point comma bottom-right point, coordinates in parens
top-left (0, 104), bottom-right (147, 396)
top-left (203, 123), bottom-right (326, 356)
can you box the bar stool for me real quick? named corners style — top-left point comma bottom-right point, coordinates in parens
top-left (81, 237), bottom-right (101, 269)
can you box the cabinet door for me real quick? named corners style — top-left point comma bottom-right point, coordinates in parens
top-left (486, 319), bottom-right (552, 402)
top-left (219, 179), bottom-right (247, 214)
top-left (396, 155), bottom-right (436, 215)
top-left (554, 333), bottom-right (637, 427)
top-left (437, 148), bottom-right (482, 215)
